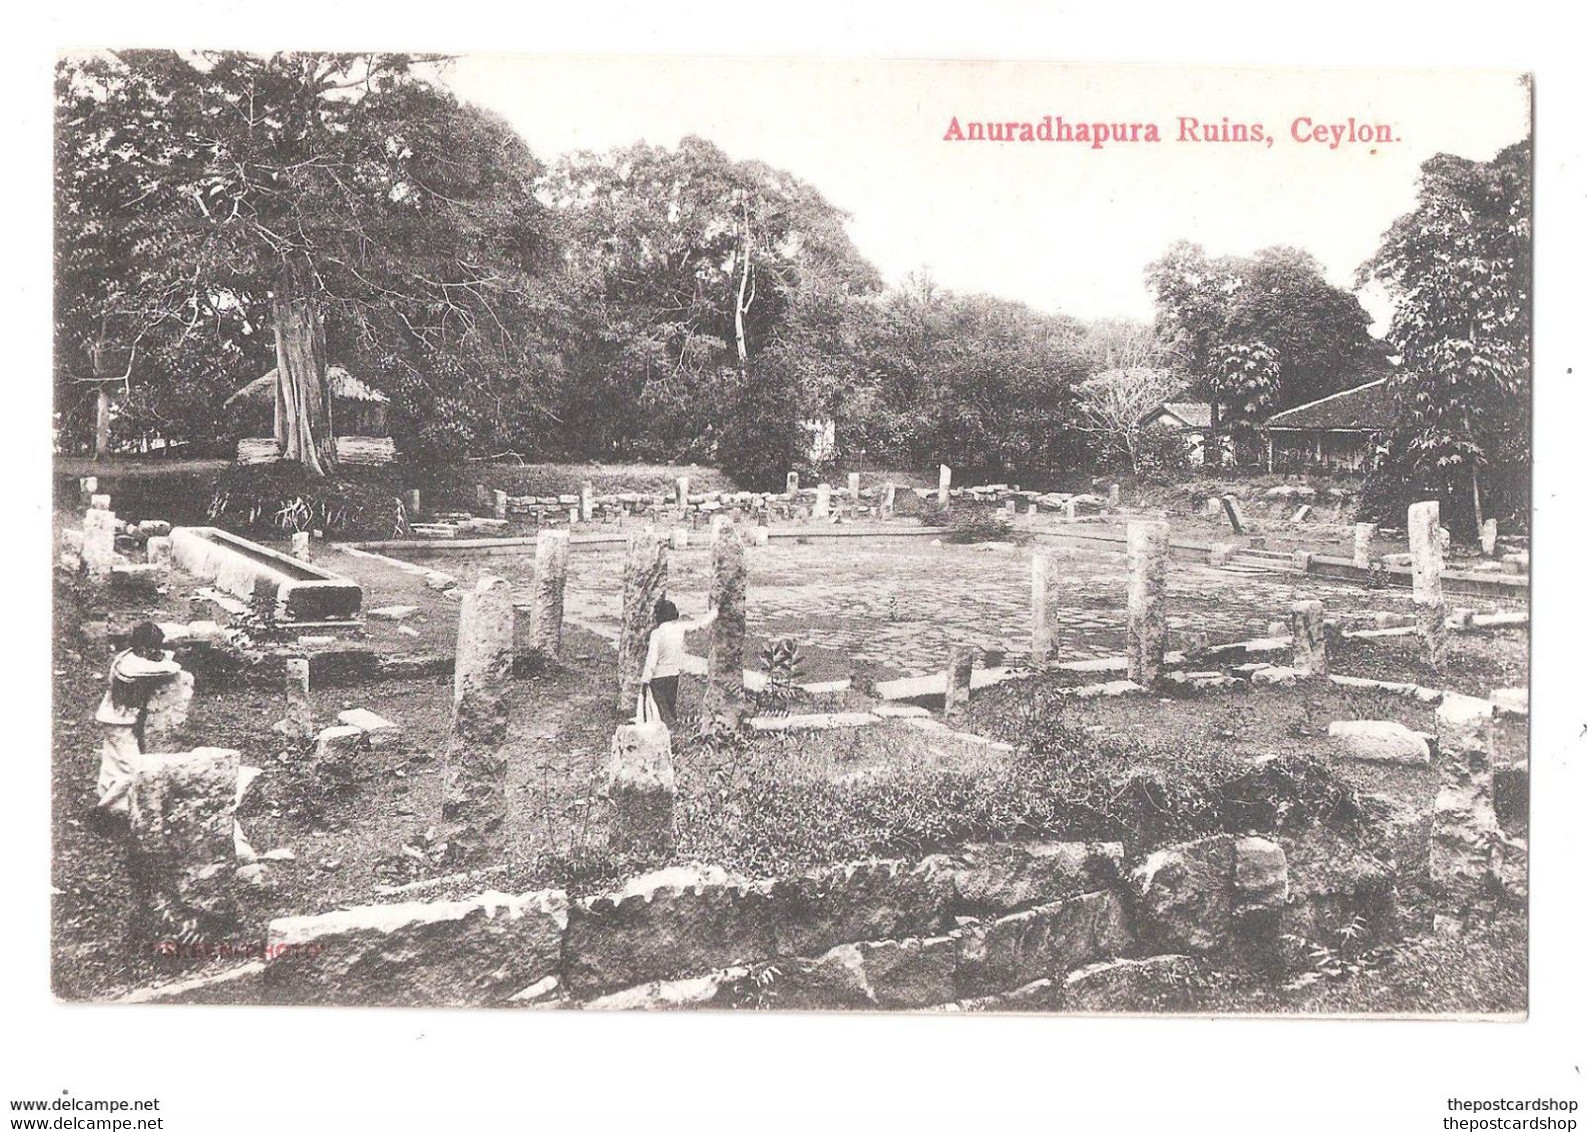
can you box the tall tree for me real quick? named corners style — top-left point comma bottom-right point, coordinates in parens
top-left (55, 51), bottom-right (556, 471)
top-left (1358, 140), bottom-right (1531, 535)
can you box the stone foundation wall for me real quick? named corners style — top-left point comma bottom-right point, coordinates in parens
top-left (127, 828), bottom-right (1399, 1011)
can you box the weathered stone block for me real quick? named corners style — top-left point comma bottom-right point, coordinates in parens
top-left (943, 645), bottom-right (974, 720)
top-left (767, 856), bottom-right (957, 958)
top-left (143, 668), bottom-right (194, 742)
top-left (956, 889), bottom-right (1131, 997)
top-left (265, 889), bottom-right (567, 1007)
top-left (1131, 834), bottom-right (1233, 953)
top-left (1290, 599), bottom-right (1327, 677)
top-left (1328, 719), bottom-right (1430, 765)
top-left (1058, 954), bottom-right (1198, 1012)
top-left (337, 708), bottom-right (400, 749)
top-left (950, 841), bottom-right (1123, 916)
top-left (1277, 830), bottom-right (1397, 944)
top-left (618, 529), bottom-right (669, 712)
top-left (606, 723), bottom-right (676, 854)
top-left (1126, 521), bottom-right (1169, 685)
top-left (127, 748), bottom-right (240, 919)
top-left (314, 724), bottom-right (367, 769)
top-left (1233, 837), bottom-right (1288, 909)
top-left (528, 529), bottom-right (569, 657)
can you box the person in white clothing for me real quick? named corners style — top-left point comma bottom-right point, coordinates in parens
top-left (93, 621), bottom-right (184, 825)
top-left (639, 598), bottom-right (716, 726)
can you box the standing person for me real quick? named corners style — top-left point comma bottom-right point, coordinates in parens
top-left (638, 598), bottom-right (716, 727)
top-left (92, 621), bottom-right (183, 828)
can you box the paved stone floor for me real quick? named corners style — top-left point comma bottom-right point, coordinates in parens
top-left (422, 537), bottom-right (1523, 682)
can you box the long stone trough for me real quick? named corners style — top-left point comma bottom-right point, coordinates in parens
top-left (171, 527), bottom-right (362, 622)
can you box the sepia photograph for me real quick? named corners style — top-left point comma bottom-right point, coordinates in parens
top-left (45, 50), bottom-right (1536, 1023)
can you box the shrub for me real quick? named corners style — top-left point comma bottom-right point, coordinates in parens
top-left (208, 461), bottom-right (408, 540)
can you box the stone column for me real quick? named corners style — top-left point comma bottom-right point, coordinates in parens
top-left (617, 528), bottom-right (669, 713)
top-left (881, 482), bottom-right (896, 520)
top-left (1407, 501), bottom-right (1448, 667)
top-left (1352, 522), bottom-right (1376, 568)
top-left (126, 747), bottom-right (241, 925)
top-left (82, 507), bottom-right (117, 582)
top-left (1108, 483), bottom-right (1121, 508)
top-left (492, 490), bottom-right (509, 520)
top-left (786, 471), bottom-right (799, 498)
top-left (847, 472), bottom-right (861, 506)
top-left (275, 657), bottom-right (314, 739)
top-left (1290, 600), bottom-right (1328, 678)
top-left (1480, 519), bottom-right (1498, 557)
top-left (405, 488), bottom-right (422, 514)
top-left (676, 475), bottom-right (690, 509)
top-left (90, 493), bottom-right (111, 511)
top-left (580, 481), bottom-right (594, 523)
top-left (1430, 693), bottom-right (1503, 913)
top-left (606, 723), bottom-right (676, 853)
top-left (944, 646), bottom-right (974, 720)
top-left (290, 531), bottom-right (311, 561)
top-left (703, 522), bottom-right (748, 725)
top-left (146, 536), bottom-right (173, 571)
top-left (1064, 498), bottom-right (1078, 521)
top-left (1031, 552), bottom-right (1065, 666)
top-left (442, 574), bottom-right (515, 861)
top-left (813, 484), bottom-right (831, 519)
top-left (529, 529), bottom-right (570, 657)
top-left (938, 464), bottom-right (952, 507)
top-left (1125, 521), bottom-right (1170, 687)
top-left (79, 475), bottom-right (97, 504)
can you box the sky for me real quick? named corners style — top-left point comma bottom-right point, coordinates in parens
top-left (438, 56), bottom-right (1530, 333)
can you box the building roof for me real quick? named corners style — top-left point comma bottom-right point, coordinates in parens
top-left (1157, 402), bottom-right (1213, 429)
top-left (1265, 378), bottom-right (1395, 432)
top-left (224, 364), bottom-right (390, 409)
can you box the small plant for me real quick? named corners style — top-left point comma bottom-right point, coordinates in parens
top-left (754, 637), bottom-right (809, 716)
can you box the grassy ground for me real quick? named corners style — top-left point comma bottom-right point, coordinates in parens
top-left (1332, 629), bottom-right (1528, 697)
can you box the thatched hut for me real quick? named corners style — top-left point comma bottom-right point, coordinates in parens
top-left (224, 364), bottom-right (396, 465)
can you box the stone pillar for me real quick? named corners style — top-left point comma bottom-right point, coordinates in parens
top-left (146, 535), bottom-right (173, 571)
top-left (786, 471), bottom-right (799, 498)
top-left (442, 574), bottom-right (515, 861)
top-left (1031, 552), bottom-right (1065, 666)
top-left (90, 493), bottom-right (111, 511)
top-left (617, 528), bottom-right (670, 713)
top-left (144, 669), bottom-right (195, 742)
top-left (276, 657), bottom-right (313, 739)
top-left (938, 464), bottom-right (951, 507)
top-left (944, 646), bottom-right (974, 720)
top-left (1108, 483), bottom-right (1121, 508)
top-left (1352, 522), bottom-right (1376, 568)
top-left (290, 531), bottom-right (311, 561)
top-left (82, 507), bottom-right (117, 581)
top-left (475, 483), bottom-right (489, 508)
top-left (847, 472), bottom-right (861, 504)
top-left (79, 475), bottom-right (97, 504)
top-left (606, 723), bottom-right (676, 853)
top-left (1407, 501), bottom-right (1448, 667)
top-left (405, 488), bottom-right (421, 514)
top-left (492, 490), bottom-right (509, 521)
top-left (580, 481), bottom-right (594, 523)
top-left (881, 482), bottom-right (896, 520)
top-left (1125, 521), bottom-right (1170, 687)
top-left (670, 527), bottom-right (688, 550)
top-left (1480, 519), bottom-right (1498, 557)
top-left (1430, 693), bottom-right (1504, 912)
top-left (703, 522), bottom-right (748, 725)
top-left (813, 484), bottom-right (831, 519)
top-left (676, 475), bottom-right (690, 509)
top-left (1290, 600), bottom-right (1328, 678)
top-left (529, 529), bottom-right (570, 657)
top-left (751, 527), bottom-right (770, 547)
top-left (126, 747), bottom-right (241, 924)
top-left (1064, 498), bottom-right (1078, 521)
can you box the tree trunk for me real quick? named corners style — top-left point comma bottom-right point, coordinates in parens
top-left (93, 387), bottom-right (111, 461)
top-left (734, 203), bottom-right (752, 368)
top-left (1470, 467), bottom-right (1485, 542)
top-left (271, 257), bottom-right (336, 476)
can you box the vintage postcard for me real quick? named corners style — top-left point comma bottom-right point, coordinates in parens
top-left (49, 52), bottom-right (1531, 1023)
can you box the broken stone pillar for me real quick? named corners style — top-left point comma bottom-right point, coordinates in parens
top-left (785, 471), bottom-right (799, 498)
top-left (813, 484), bottom-right (831, 519)
top-left (938, 464), bottom-right (951, 507)
top-left (492, 490), bottom-right (509, 521)
top-left (670, 527), bottom-right (688, 550)
top-left (617, 528), bottom-right (670, 714)
top-left (703, 522), bottom-right (748, 726)
top-left (1125, 521), bottom-right (1170, 687)
top-left (676, 475), bottom-right (690, 509)
top-left (881, 482), bottom-right (896, 520)
top-left (751, 526), bottom-right (770, 547)
top-left (1031, 552), bottom-right (1065, 666)
top-left (580, 481), bottom-right (594, 523)
top-left (1431, 693), bottom-right (1509, 911)
top-left (1353, 522), bottom-right (1376, 568)
top-left (290, 531), bottom-right (311, 562)
top-left (1108, 483), bottom-right (1121, 508)
top-left (606, 722), bottom-right (676, 853)
top-left (1480, 519), bottom-right (1498, 557)
top-left (1407, 501), bottom-right (1448, 668)
top-left (90, 493), bottom-right (112, 511)
top-left (944, 645), bottom-right (974, 721)
top-left (529, 529), bottom-right (570, 658)
top-left (146, 535), bottom-right (173, 571)
top-left (79, 475), bottom-right (98, 504)
top-left (275, 657), bottom-right (313, 740)
top-left (1220, 495), bottom-right (1246, 534)
top-left (126, 747), bottom-right (241, 925)
top-left (82, 507), bottom-right (117, 581)
top-left (847, 472), bottom-right (861, 504)
top-left (442, 574), bottom-right (515, 861)
top-left (143, 669), bottom-right (195, 743)
top-left (405, 488), bottom-right (421, 514)
top-left (1290, 600), bottom-right (1328, 678)
top-left (1064, 498), bottom-right (1078, 521)
top-left (475, 483), bottom-right (489, 508)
